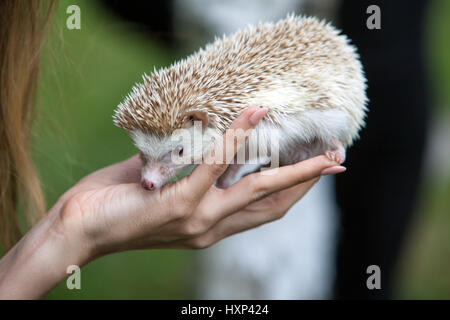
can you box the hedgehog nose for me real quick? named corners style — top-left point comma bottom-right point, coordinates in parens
top-left (141, 179), bottom-right (155, 190)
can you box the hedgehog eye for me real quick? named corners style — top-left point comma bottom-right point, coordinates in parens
top-left (176, 145), bottom-right (184, 157)
top-left (139, 151), bottom-right (147, 164)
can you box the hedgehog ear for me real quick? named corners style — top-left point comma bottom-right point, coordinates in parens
top-left (185, 110), bottom-right (209, 129)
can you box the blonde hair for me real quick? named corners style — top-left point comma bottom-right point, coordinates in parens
top-left (0, 1), bottom-right (55, 250)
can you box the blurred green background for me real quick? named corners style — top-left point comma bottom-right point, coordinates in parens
top-left (27, 0), bottom-right (450, 298)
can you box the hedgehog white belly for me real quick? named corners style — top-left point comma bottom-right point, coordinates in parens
top-left (217, 91), bottom-right (355, 188)
top-left (216, 109), bottom-right (350, 189)
top-left (249, 85), bottom-right (356, 145)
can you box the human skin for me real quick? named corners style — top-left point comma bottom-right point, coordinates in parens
top-left (0, 106), bottom-right (345, 299)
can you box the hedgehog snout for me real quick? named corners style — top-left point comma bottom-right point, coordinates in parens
top-left (141, 163), bottom-right (170, 190)
top-left (141, 179), bottom-right (155, 190)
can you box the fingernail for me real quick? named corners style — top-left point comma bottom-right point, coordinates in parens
top-left (320, 165), bottom-right (346, 176)
top-left (249, 107), bottom-right (268, 126)
top-left (244, 105), bottom-right (260, 117)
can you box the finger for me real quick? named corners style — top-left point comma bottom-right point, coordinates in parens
top-left (75, 154), bottom-right (142, 191)
top-left (219, 178), bottom-right (318, 232)
top-left (187, 106), bottom-right (268, 197)
top-left (217, 155), bottom-right (344, 215)
top-left (264, 177), bottom-right (318, 212)
top-left (174, 178), bottom-right (320, 249)
top-left (110, 154), bottom-right (142, 183)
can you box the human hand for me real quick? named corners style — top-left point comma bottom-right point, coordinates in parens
top-left (59, 106), bottom-right (345, 258)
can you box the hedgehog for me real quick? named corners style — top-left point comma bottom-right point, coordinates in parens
top-left (113, 14), bottom-right (368, 190)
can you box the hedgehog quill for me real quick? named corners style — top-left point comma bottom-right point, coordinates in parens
top-left (113, 15), bottom-right (368, 190)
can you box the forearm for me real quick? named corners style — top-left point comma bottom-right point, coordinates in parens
top-left (0, 201), bottom-right (91, 299)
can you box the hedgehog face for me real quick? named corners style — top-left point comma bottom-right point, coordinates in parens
top-left (131, 120), bottom-right (220, 190)
top-left (131, 130), bottom-right (189, 190)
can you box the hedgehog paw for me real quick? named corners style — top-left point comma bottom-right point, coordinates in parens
top-left (216, 177), bottom-right (232, 189)
top-left (324, 138), bottom-right (346, 164)
top-left (325, 148), bottom-right (346, 164)
top-left (216, 164), bottom-right (242, 189)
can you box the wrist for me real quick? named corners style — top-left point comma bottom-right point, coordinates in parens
top-left (51, 195), bottom-right (98, 266)
top-left (0, 197), bottom-right (93, 299)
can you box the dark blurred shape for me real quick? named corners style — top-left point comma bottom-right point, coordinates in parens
top-left (335, 0), bottom-right (430, 299)
top-left (100, 0), bottom-right (175, 47)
